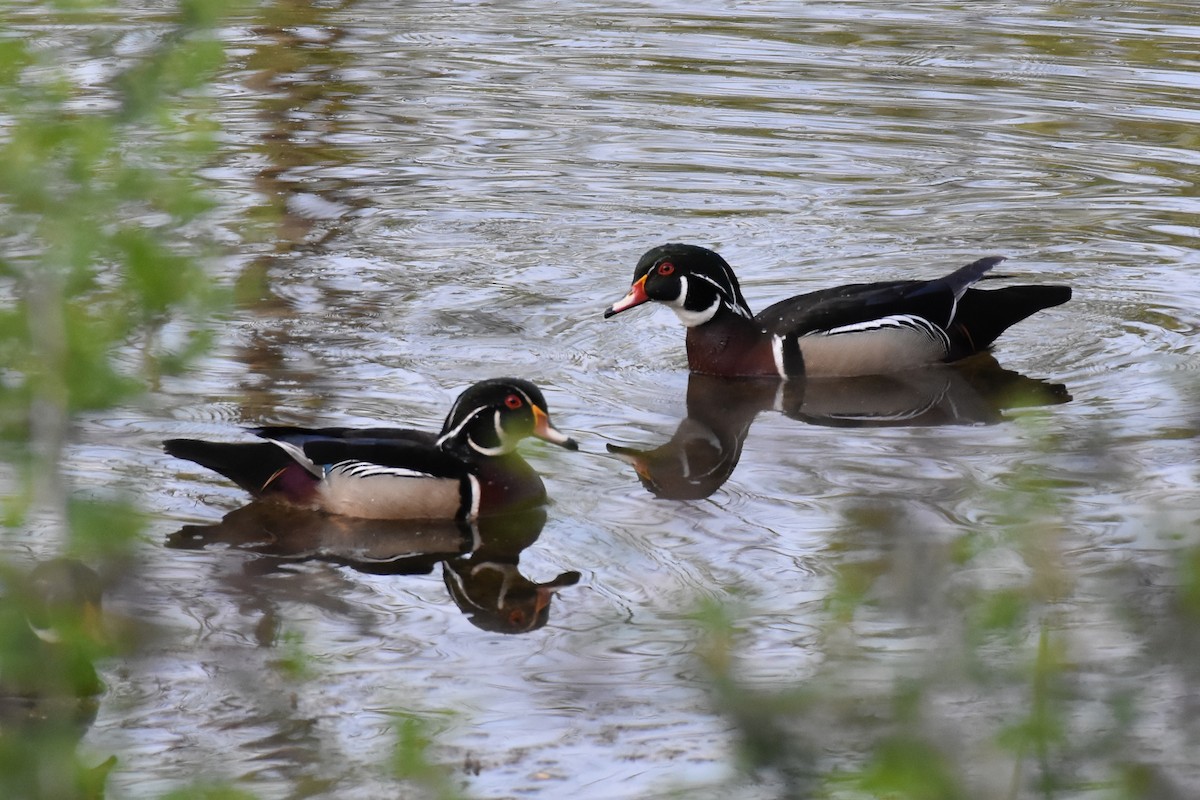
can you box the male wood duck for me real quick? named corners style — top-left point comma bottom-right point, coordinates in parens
top-left (604, 244), bottom-right (1072, 378)
top-left (164, 378), bottom-right (578, 521)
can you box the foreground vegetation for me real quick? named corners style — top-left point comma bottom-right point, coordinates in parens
top-left (1, 0), bottom-right (226, 795)
top-left (2, 2), bottom-right (1197, 799)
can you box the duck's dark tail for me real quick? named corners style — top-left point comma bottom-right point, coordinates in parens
top-left (905, 256), bottom-right (1006, 310)
top-left (942, 255), bottom-right (1007, 298)
top-left (163, 439), bottom-right (308, 498)
top-left (950, 284), bottom-right (1073, 357)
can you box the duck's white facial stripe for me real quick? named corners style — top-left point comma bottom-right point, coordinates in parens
top-left (712, 257), bottom-right (743, 309)
top-left (668, 276), bottom-right (720, 327)
top-left (437, 403), bottom-right (488, 448)
top-left (689, 272), bottom-right (752, 318)
top-left (440, 388), bottom-right (538, 456)
top-left (689, 273), bottom-right (723, 294)
top-left (466, 409), bottom-right (514, 456)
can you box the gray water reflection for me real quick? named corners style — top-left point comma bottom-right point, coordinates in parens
top-left (10, 0), bottom-right (1198, 797)
top-left (167, 505), bottom-right (580, 634)
top-left (608, 359), bottom-right (1070, 500)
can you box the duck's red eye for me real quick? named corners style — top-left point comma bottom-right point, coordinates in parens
top-left (505, 394), bottom-right (523, 410)
top-left (657, 261), bottom-right (675, 276)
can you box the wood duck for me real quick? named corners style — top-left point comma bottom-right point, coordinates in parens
top-left (604, 244), bottom-right (1072, 378)
top-left (164, 378), bottom-right (578, 521)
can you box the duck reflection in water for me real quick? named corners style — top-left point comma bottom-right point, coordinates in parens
top-left (608, 355), bottom-right (1070, 500)
top-left (167, 504), bottom-right (579, 634)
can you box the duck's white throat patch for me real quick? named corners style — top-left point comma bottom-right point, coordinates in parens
top-left (667, 276), bottom-right (720, 327)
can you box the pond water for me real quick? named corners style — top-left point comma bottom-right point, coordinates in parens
top-left (11, 0), bottom-right (1200, 797)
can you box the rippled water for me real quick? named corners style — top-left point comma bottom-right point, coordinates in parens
top-left (11, 1), bottom-right (1200, 797)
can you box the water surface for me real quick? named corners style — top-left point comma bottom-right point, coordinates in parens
top-left (12, 1), bottom-right (1200, 797)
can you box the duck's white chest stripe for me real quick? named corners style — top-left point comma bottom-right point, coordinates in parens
top-left (771, 334), bottom-right (804, 378)
top-left (465, 473), bottom-right (481, 520)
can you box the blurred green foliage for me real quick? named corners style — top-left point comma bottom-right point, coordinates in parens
top-left (392, 711), bottom-right (469, 800)
top-left (1, 1), bottom-right (1194, 797)
top-left (268, 628), bottom-right (316, 681)
top-left (158, 787), bottom-right (259, 800)
top-left (690, 452), bottom-right (1200, 800)
top-left (0, 0), bottom-right (229, 456)
top-left (0, 0), bottom-right (233, 796)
